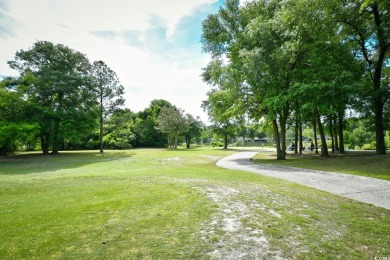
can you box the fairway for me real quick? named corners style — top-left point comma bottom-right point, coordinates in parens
top-left (1, 148), bottom-right (389, 259)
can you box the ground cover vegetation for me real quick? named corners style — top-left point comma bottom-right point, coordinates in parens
top-left (0, 148), bottom-right (389, 259)
top-left (201, 0), bottom-right (389, 158)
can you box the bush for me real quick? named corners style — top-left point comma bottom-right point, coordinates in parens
top-left (103, 134), bottom-right (132, 149)
top-left (211, 142), bottom-right (224, 147)
top-left (361, 143), bottom-right (375, 150)
top-left (85, 138), bottom-right (99, 149)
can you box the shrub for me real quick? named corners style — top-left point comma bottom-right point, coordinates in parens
top-left (361, 143), bottom-right (375, 150)
top-left (211, 142), bottom-right (224, 147)
top-left (103, 134), bottom-right (132, 149)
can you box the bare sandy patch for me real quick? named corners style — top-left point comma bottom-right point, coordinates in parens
top-left (200, 155), bottom-right (224, 161)
top-left (196, 184), bottom-right (286, 259)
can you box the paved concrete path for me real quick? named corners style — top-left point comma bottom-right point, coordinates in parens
top-left (217, 151), bottom-right (390, 210)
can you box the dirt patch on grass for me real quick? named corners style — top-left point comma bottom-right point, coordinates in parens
top-left (161, 157), bottom-right (182, 161)
top-left (196, 184), bottom-right (286, 259)
top-left (200, 155), bottom-right (224, 161)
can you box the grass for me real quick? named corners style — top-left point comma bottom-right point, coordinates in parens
top-left (252, 149), bottom-right (390, 180)
top-left (0, 147), bottom-right (389, 259)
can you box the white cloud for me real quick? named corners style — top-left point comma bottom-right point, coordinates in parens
top-left (0, 0), bottom-right (224, 122)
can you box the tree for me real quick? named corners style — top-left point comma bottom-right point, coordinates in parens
top-left (240, 0), bottom-right (307, 159)
top-left (285, 0), bottom-right (366, 156)
top-left (201, 0), bottom-right (387, 158)
top-left (202, 89), bottom-right (242, 149)
top-left (0, 77), bottom-right (39, 155)
top-left (201, 58), bottom-right (245, 150)
top-left (103, 108), bottom-right (134, 149)
top-left (132, 99), bottom-right (173, 148)
top-left (157, 106), bottom-right (187, 149)
top-left (8, 41), bottom-right (96, 154)
top-left (330, 0), bottom-right (390, 154)
top-left (91, 60), bottom-right (125, 153)
top-left (184, 114), bottom-right (204, 149)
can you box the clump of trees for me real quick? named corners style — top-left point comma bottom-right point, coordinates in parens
top-left (157, 106), bottom-right (204, 149)
top-left (85, 100), bottom-right (204, 150)
top-left (0, 41), bottom-right (203, 155)
top-left (201, 0), bottom-right (389, 159)
top-left (3, 41), bottom-right (105, 155)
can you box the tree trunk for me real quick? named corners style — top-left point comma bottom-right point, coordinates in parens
top-left (174, 133), bottom-right (178, 149)
top-left (299, 121), bottom-right (303, 155)
top-left (317, 113), bottom-right (329, 158)
top-left (294, 120), bottom-right (298, 154)
top-left (186, 133), bottom-right (191, 149)
top-left (272, 119), bottom-right (283, 160)
top-left (334, 122), bottom-right (339, 152)
top-left (374, 95), bottom-right (386, 155)
top-left (51, 119), bottom-right (60, 155)
top-left (329, 115), bottom-right (335, 154)
top-left (41, 134), bottom-right (50, 155)
top-left (279, 112), bottom-right (288, 160)
top-left (372, 3), bottom-right (387, 155)
top-left (52, 91), bottom-right (64, 155)
top-left (338, 110), bottom-right (345, 153)
top-left (99, 112), bottom-right (104, 153)
top-left (313, 120), bottom-right (319, 155)
top-left (223, 132), bottom-right (228, 150)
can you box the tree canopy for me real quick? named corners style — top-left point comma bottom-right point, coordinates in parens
top-left (8, 41), bottom-right (97, 154)
top-left (201, 0), bottom-right (389, 158)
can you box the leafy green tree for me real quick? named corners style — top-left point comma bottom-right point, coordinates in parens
top-left (201, 0), bottom-right (386, 158)
top-left (8, 41), bottom-right (97, 154)
top-left (184, 114), bottom-right (204, 149)
top-left (201, 0), bottom-right (242, 60)
top-left (240, 0), bottom-right (307, 159)
top-left (202, 89), bottom-right (242, 149)
top-left (132, 100), bottom-right (172, 147)
top-left (91, 60), bottom-right (125, 153)
top-left (330, 0), bottom-right (390, 154)
top-left (103, 108), bottom-right (135, 149)
top-left (201, 57), bottom-right (246, 150)
top-left (157, 106), bottom-right (187, 149)
top-left (344, 118), bottom-right (376, 149)
top-left (0, 77), bottom-right (39, 155)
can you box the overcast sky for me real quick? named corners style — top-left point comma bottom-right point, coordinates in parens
top-left (0, 0), bottom-right (227, 122)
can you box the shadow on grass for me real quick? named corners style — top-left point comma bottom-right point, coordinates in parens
top-left (252, 150), bottom-right (390, 180)
top-left (0, 150), bottom-right (134, 175)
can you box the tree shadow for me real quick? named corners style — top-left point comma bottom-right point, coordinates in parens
top-left (0, 150), bottom-right (134, 175)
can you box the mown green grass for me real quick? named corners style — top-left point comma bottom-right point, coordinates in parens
top-left (0, 147), bottom-right (389, 259)
top-left (252, 150), bottom-right (390, 180)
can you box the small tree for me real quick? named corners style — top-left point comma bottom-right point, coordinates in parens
top-left (202, 89), bottom-right (242, 150)
top-left (91, 60), bottom-right (125, 153)
top-left (132, 99), bottom-right (173, 148)
top-left (184, 114), bottom-right (204, 149)
top-left (157, 106), bottom-right (187, 149)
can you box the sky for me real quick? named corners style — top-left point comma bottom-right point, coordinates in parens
top-left (0, 0), bottom-right (227, 122)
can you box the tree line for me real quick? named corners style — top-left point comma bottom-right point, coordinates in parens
top-left (0, 41), bottom-right (203, 155)
top-left (201, 0), bottom-right (389, 159)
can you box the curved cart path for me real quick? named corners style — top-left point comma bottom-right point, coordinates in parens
top-left (217, 151), bottom-right (390, 210)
